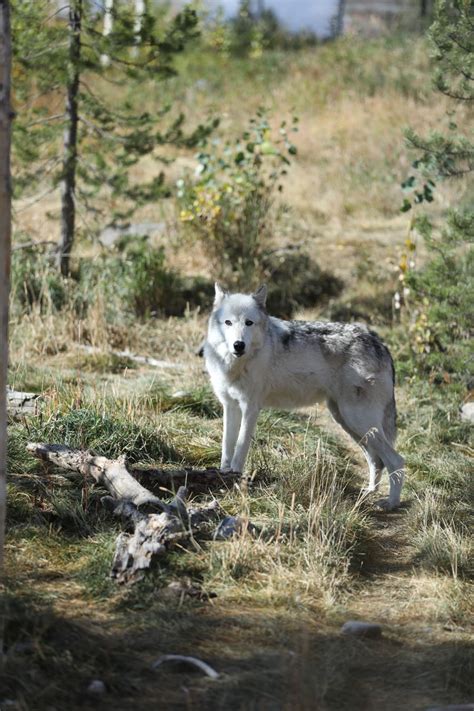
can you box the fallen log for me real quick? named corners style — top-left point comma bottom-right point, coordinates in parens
top-left (7, 388), bottom-right (41, 418)
top-left (27, 443), bottom-right (168, 510)
top-left (131, 465), bottom-right (241, 494)
top-left (26, 441), bottom-right (241, 494)
top-left (26, 442), bottom-right (234, 584)
top-left (76, 344), bottom-right (184, 370)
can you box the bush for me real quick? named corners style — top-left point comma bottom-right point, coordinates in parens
top-left (178, 110), bottom-right (298, 288)
top-left (262, 249), bottom-right (343, 317)
top-left (398, 0), bottom-right (473, 375)
top-left (204, 0), bottom-right (317, 57)
top-left (101, 237), bottom-right (214, 318)
top-left (11, 236), bottom-right (215, 321)
top-left (11, 246), bottom-right (67, 314)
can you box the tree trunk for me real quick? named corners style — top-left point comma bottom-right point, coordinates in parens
top-left (0, 0), bottom-right (12, 618)
top-left (100, 0), bottom-right (114, 67)
top-left (333, 0), bottom-right (346, 38)
top-left (57, 0), bottom-right (81, 277)
top-left (132, 0), bottom-right (145, 58)
top-left (420, 0), bottom-right (427, 17)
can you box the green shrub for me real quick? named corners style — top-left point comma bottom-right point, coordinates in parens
top-left (398, 0), bottom-right (473, 376)
top-left (262, 250), bottom-right (343, 317)
top-left (102, 237), bottom-right (215, 318)
top-left (178, 110), bottom-right (298, 288)
top-left (11, 246), bottom-right (67, 314)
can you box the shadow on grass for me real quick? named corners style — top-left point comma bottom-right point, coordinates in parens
top-left (1, 588), bottom-right (473, 711)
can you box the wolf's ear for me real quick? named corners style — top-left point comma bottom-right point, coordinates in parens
top-left (214, 282), bottom-right (227, 306)
top-left (253, 284), bottom-right (267, 309)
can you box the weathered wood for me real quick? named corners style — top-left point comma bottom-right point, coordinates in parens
top-left (7, 388), bottom-right (40, 417)
top-left (26, 443), bottom-right (169, 511)
top-left (108, 488), bottom-right (222, 584)
top-left (26, 442), bottom-right (231, 584)
top-left (77, 344), bottom-right (185, 370)
top-left (27, 440), bottom-right (240, 494)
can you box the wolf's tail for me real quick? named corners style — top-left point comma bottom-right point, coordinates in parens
top-left (381, 343), bottom-right (397, 444)
top-left (383, 395), bottom-right (397, 445)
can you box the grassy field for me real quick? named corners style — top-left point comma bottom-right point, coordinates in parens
top-left (4, 32), bottom-right (473, 710)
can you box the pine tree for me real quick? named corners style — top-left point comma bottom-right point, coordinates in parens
top-left (12, 1), bottom-right (216, 275)
top-left (0, 0), bottom-right (12, 588)
top-left (401, 0), bottom-right (473, 364)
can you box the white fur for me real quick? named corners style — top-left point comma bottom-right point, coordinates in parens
top-left (204, 284), bottom-right (405, 510)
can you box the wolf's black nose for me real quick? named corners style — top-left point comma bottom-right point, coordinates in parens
top-left (233, 340), bottom-right (245, 354)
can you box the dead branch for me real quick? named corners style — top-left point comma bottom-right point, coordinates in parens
top-left (26, 442), bottom-right (168, 511)
top-left (7, 388), bottom-right (41, 417)
top-left (132, 465), bottom-right (241, 494)
top-left (76, 344), bottom-right (184, 370)
top-left (27, 440), bottom-right (240, 494)
top-left (26, 442), bottom-right (231, 584)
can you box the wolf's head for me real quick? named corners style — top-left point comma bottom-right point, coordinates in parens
top-left (207, 283), bottom-right (268, 361)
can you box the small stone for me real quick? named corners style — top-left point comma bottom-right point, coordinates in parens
top-left (11, 640), bottom-right (34, 655)
top-left (341, 620), bottom-right (383, 638)
top-left (214, 515), bottom-right (244, 540)
top-left (87, 680), bottom-right (106, 695)
top-left (172, 390), bottom-right (189, 399)
top-left (460, 402), bottom-right (474, 423)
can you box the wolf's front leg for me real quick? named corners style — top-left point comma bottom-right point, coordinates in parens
top-left (230, 405), bottom-right (260, 473)
top-left (221, 399), bottom-right (242, 470)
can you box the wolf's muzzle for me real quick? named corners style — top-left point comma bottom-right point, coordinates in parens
top-left (233, 341), bottom-right (245, 356)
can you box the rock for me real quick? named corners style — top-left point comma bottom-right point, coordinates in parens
top-left (460, 402), bottom-right (474, 424)
top-left (10, 640), bottom-right (34, 655)
top-left (425, 706), bottom-right (474, 711)
top-left (214, 515), bottom-right (259, 540)
top-left (172, 390), bottom-right (190, 399)
top-left (214, 515), bottom-right (246, 540)
top-left (86, 680), bottom-right (106, 695)
top-left (99, 222), bottom-right (166, 247)
top-left (340, 620), bottom-right (383, 638)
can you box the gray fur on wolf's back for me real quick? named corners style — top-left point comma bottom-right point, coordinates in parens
top-left (274, 319), bottom-right (394, 381)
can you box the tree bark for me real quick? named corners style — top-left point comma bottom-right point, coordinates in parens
top-left (57, 0), bottom-right (81, 277)
top-left (26, 442), bottom-right (240, 494)
top-left (132, 0), bottom-right (146, 58)
top-left (100, 0), bottom-right (114, 68)
top-left (0, 0), bottom-right (12, 582)
top-left (333, 0), bottom-right (346, 38)
top-left (421, 0), bottom-right (428, 17)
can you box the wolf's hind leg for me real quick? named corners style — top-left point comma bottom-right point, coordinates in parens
top-left (328, 399), bottom-right (384, 494)
top-left (335, 400), bottom-right (405, 510)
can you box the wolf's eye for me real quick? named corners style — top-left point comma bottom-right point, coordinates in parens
top-left (245, 320), bottom-right (254, 327)
top-left (225, 320), bottom-right (232, 326)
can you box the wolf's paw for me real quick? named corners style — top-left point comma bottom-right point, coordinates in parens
top-left (220, 466), bottom-right (241, 475)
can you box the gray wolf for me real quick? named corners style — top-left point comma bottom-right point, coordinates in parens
top-left (204, 284), bottom-right (405, 510)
